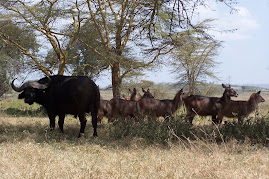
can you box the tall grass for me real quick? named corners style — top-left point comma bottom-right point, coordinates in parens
top-left (109, 115), bottom-right (269, 146)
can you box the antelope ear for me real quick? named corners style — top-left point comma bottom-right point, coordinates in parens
top-left (257, 91), bottom-right (261, 94)
top-left (142, 88), bottom-right (146, 93)
top-left (180, 88), bottom-right (183, 92)
top-left (147, 88), bottom-right (150, 92)
top-left (133, 88), bottom-right (137, 93)
top-left (222, 84), bottom-right (226, 88)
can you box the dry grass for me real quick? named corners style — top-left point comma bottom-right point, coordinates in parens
top-left (0, 117), bottom-right (268, 179)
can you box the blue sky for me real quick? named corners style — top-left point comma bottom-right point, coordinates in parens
top-left (138, 0), bottom-right (269, 87)
top-left (215, 0), bottom-right (269, 85)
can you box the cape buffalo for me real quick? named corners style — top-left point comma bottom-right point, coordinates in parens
top-left (11, 75), bottom-right (100, 137)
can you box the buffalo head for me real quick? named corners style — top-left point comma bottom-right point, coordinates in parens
top-left (11, 77), bottom-right (51, 105)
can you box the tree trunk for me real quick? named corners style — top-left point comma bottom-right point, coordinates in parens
top-left (58, 58), bottom-right (65, 75)
top-left (111, 62), bottom-right (122, 98)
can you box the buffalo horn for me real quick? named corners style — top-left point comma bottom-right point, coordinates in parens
top-left (11, 77), bottom-right (51, 92)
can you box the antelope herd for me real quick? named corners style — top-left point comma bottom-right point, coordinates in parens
top-left (98, 84), bottom-right (266, 124)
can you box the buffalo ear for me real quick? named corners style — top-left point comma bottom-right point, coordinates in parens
top-left (222, 84), bottom-right (226, 88)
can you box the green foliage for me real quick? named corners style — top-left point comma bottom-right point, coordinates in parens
top-left (220, 118), bottom-right (269, 144)
top-left (0, 19), bottom-right (39, 97)
top-left (45, 21), bottom-right (108, 78)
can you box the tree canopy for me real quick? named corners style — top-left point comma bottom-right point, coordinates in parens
top-left (0, 0), bottom-right (237, 97)
top-left (171, 20), bottom-right (222, 94)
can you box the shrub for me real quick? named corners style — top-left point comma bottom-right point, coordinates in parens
top-left (220, 117), bottom-right (269, 144)
top-left (109, 115), bottom-right (269, 146)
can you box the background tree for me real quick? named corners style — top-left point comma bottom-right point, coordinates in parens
top-left (171, 20), bottom-right (222, 94)
top-left (0, 19), bottom-right (38, 97)
top-left (0, 0), bottom-right (92, 76)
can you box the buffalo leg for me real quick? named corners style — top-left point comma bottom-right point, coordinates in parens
top-left (78, 114), bottom-right (87, 138)
top-left (58, 114), bottom-right (65, 132)
top-left (92, 111), bottom-right (98, 137)
top-left (48, 113), bottom-right (56, 130)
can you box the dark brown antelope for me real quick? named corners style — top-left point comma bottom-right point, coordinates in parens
top-left (109, 98), bottom-right (138, 119)
top-left (137, 89), bottom-right (184, 119)
top-left (123, 88), bottom-right (142, 101)
top-left (98, 88), bottom-right (142, 122)
top-left (219, 91), bottom-right (265, 124)
top-left (141, 88), bottom-right (154, 99)
top-left (183, 84), bottom-right (238, 124)
top-left (109, 88), bottom-right (155, 120)
top-left (97, 100), bottom-right (112, 122)
top-left (130, 88), bottom-right (142, 101)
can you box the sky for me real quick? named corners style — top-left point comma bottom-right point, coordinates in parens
top-left (125, 0), bottom-right (269, 88)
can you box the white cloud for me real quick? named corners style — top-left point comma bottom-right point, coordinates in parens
top-left (215, 6), bottom-right (260, 40)
top-left (194, 2), bottom-right (261, 41)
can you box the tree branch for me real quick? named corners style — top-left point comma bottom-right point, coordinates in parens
top-left (0, 32), bottom-right (53, 76)
top-left (87, 0), bottom-right (110, 52)
top-left (121, 46), bottom-right (174, 79)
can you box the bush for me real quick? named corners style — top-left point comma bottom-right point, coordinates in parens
top-left (109, 115), bottom-right (269, 145)
top-left (220, 117), bottom-right (269, 144)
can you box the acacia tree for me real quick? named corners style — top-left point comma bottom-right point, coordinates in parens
top-left (84, 0), bottom-right (180, 97)
top-left (80, 0), bottom-right (237, 97)
top-left (171, 20), bottom-right (222, 94)
top-left (0, 0), bottom-right (237, 97)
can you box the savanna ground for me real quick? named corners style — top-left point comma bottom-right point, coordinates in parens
top-left (0, 90), bottom-right (268, 178)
